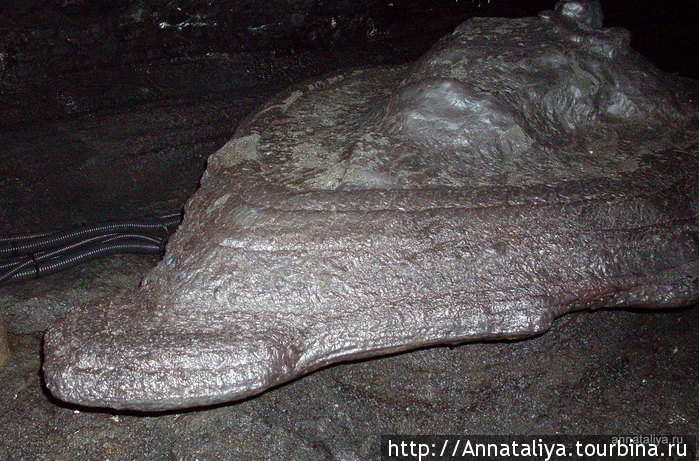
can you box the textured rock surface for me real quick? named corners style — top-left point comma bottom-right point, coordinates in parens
top-left (44, 5), bottom-right (699, 410)
top-left (0, 313), bottom-right (9, 369)
top-left (554, 0), bottom-right (603, 28)
top-left (3, 308), bottom-right (698, 459)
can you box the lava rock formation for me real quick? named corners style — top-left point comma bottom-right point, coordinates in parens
top-left (44, 1), bottom-right (698, 410)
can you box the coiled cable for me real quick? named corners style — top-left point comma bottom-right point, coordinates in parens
top-left (0, 212), bottom-right (181, 258)
top-left (0, 212), bottom-right (182, 286)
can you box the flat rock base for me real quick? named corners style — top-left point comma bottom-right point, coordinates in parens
top-left (3, 307), bottom-right (698, 458)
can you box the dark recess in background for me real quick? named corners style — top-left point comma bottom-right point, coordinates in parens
top-left (601, 0), bottom-right (698, 79)
top-left (0, 0), bottom-right (696, 80)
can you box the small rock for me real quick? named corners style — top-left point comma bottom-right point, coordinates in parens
top-left (555, 0), bottom-right (603, 28)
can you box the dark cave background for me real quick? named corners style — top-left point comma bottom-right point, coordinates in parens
top-left (0, 0), bottom-right (696, 234)
top-left (1, 0), bottom-right (697, 80)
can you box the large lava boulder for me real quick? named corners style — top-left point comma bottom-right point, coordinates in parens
top-left (44, 2), bottom-right (698, 410)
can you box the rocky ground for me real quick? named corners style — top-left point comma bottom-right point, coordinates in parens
top-left (0, 0), bottom-right (697, 459)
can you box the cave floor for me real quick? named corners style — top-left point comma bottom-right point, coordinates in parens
top-left (1, 299), bottom-right (697, 459)
top-left (0, 37), bottom-right (696, 460)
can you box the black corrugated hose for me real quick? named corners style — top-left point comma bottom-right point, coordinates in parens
top-left (0, 212), bottom-right (182, 286)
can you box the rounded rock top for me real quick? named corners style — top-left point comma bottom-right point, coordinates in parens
top-left (555, 0), bottom-right (604, 28)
